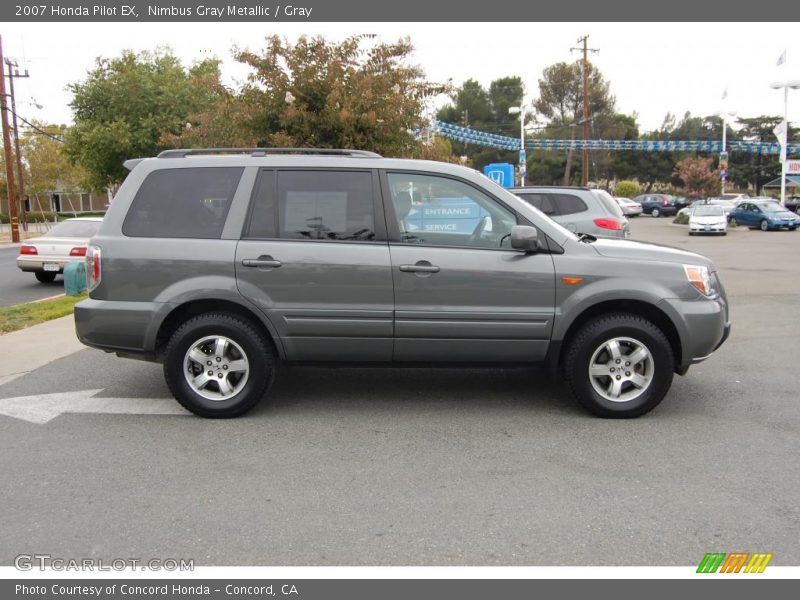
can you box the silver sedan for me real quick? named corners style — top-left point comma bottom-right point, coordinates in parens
top-left (16, 217), bottom-right (103, 283)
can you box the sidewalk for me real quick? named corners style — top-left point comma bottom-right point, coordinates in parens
top-left (0, 315), bottom-right (86, 386)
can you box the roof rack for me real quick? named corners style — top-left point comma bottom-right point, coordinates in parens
top-left (156, 148), bottom-right (382, 159)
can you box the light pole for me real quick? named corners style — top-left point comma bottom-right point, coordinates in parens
top-left (770, 80), bottom-right (800, 206)
top-left (508, 105), bottom-right (526, 186)
top-left (717, 110), bottom-right (736, 194)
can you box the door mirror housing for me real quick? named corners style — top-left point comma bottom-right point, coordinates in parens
top-left (510, 225), bottom-right (539, 253)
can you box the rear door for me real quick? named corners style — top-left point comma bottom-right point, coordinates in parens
top-left (235, 168), bottom-right (394, 361)
top-left (384, 171), bottom-right (556, 362)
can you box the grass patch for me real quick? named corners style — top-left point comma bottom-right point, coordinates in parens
top-left (0, 293), bottom-right (87, 334)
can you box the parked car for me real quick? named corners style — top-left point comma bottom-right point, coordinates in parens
top-left (16, 217), bottom-right (103, 283)
top-left (614, 196), bottom-right (643, 217)
top-left (678, 199), bottom-right (736, 219)
top-left (509, 186), bottom-right (630, 239)
top-left (688, 204), bottom-right (728, 235)
top-left (785, 197), bottom-right (800, 214)
top-left (75, 148), bottom-right (730, 419)
top-left (728, 200), bottom-right (800, 231)
top-left (671, 196), bottom-right (691, 211)
top-left (632, 194), bottom-right (678, 217)
top-left (719, 193), bottom-right (749, 204)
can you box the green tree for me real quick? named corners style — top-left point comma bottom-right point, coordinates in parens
top-left (64, 49), bottom-right (223, 189)
top-left (436, 76), bottom-right (524, 171)
top-left (729, 116), bottom-right (798, 192)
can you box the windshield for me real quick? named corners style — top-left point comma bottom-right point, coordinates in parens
top-left (757, 202), bottom-right (785, 213)
top-left (592, 189), bottom-right (625, 218)
top-left (42, 219), bottom-right (102, 238)
top-left (692, 205), bottom-right (724, 216)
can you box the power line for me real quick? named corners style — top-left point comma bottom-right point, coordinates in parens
top-left (3, 106), bottom-right (64, 142)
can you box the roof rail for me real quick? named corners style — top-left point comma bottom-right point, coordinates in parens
top-left (156, 148), bottom-right (383, 159)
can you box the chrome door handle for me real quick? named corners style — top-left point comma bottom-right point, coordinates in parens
top-left (242, 258), bottom-right (282, 268)
top-left (399, 264), bottom-right (440, 273)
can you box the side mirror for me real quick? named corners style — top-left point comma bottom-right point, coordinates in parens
top-left (510, 225), bottom-right (539, 253)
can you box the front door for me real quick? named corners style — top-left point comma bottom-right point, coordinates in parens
top-left (383, 171), bottom-right (556, 362)
top-left (236, 168), bottom-right (394, 361)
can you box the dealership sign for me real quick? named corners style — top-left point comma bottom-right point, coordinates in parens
top-left (787, 160), bottom-right (800, 175)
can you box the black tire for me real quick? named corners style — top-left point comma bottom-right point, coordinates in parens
top-left (729, 217), bottom-right (737, 227)
top-left (163, 313), bottom-right (275, 418)
top-left (760, 219), bottom-right (769, 232)
top-left (35, 271), bottom-right (57, 283)
top-left (651, 208), bottom-right (660, 218)
top-left (563, 313), bottom-right (674, 418)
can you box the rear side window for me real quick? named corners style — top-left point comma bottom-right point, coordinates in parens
top-left (517, 193), bottom-right (557, 216)
top-left (591, 190), bottom-right (624, 218)
top-left (553, 193), bottom-right (588, 216)
top-left (123, 167), bottom-right (243, 238)
top-left (277, 170), bottom-right (375, 241)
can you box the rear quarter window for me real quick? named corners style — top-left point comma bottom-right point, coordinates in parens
top-left (122, 167), bottom-right (243, 238)
top-left (555, 193), bottom-right (589, 216)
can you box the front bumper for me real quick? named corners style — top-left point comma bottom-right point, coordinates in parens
top-left (658, 294), bottom-right (730, 371)
top-left (689, 224), bottom-right (727, 233)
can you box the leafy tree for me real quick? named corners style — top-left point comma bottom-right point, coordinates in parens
top-left (64, 49), bottom-right (223, 189)
top-left (171, 35), bottom-right (447, 159)
top-left (673, 156), bottom-right (720, 199)
top-left (436, 76), bottom-right (524, 170)
top-left (534, 61), bottom-right (615, 127)
top-left (729, 115), bottom-right (798, 192)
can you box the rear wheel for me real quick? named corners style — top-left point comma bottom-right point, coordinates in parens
top-left (651, 208), bottom-right (661, 218)
top-left (164, 313), bottom-right (274, 418)
top-left (34, 271), bottom-right (57, 283)
top-left (760, 219), bottom-right (769, 231)
top-left (563, 313), bottom-right (674, 418)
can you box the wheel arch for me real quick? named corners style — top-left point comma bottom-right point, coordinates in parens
top-left (154, 298), bottom-right (284, 361)
top-left (547, 299), bottom-right (683, 379)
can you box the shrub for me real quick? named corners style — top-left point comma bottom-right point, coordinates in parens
top-left (615, 180), bottom-right (639, 198)
top-left (673, 212), bottom-right (690, 225)
top-left (0, 213), bottom-right (8, 224)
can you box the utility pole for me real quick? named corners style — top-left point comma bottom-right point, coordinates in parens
top-left (0, 35), bottom-right (20, 243)
top-left (571, 35), bottom-right (599, 186)
top-left (5, 57), bottom-right (29, 229)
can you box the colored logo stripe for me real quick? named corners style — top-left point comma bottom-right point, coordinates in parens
top-left (697, 552), bottom-right (772, 573)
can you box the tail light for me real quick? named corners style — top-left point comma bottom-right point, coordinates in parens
top-left (662, 197), bottom-right (668, 206)
top-left (86, 244), bottom-right (101, 291)
top-left (69, 247), bottom-right (87, 257)
top-left (593, 218), bottom-right (624, 231)
top-left (20, 245), bottom-right (38, 255)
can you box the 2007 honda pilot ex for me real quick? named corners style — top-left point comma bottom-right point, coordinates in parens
top-left (74, 148), bottom-right (731, 419)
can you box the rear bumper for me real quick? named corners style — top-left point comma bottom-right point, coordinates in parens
top-left (74, 298), bottom-right (170, 361)
top-left (16, 258), bottom-right (70, 273)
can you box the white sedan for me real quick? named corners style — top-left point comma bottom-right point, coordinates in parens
top-left (614, 197), bottom-right (643, 217)
top-left (16, 217), bottom-right (103, 283)
top-left (688, 205), bottom-right (727, 236)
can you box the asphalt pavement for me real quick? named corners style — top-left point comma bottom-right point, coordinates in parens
top-left (0, 216), bottom-right (797, 566)
top-left (0, 246), bottom-right (64, 306)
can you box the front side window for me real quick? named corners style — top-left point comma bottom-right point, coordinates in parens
top-left (387, 173), bottom-right (517, 249)
top-left (277, 170), bottom-right (375, 241)
top-left (123, 167), bottom-right (242, 238)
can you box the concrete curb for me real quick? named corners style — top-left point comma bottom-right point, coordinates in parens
top-left (0, 315), bottom-right (86, 387)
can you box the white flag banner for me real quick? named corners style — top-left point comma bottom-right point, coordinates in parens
top-left (773, 120), bottom-right (788, 163)
top-left (777, 50), bottom-right (786, 66)
top-left (721, 89), bottom-right (728, 100)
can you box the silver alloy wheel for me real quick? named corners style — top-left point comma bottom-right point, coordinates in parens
top-left (183, 335), bottom-right (249, 401)
top-left (651, 208), bottom-right (660, 217)
top-left (588, 336), bottom-right (654, 402)
top-left (760, 219), bottom-right (769, 231)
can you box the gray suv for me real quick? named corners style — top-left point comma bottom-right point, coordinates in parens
top-left (74, 148), bottom-right (730, 419)
top-left (510, 186), bottom-right (630, 239)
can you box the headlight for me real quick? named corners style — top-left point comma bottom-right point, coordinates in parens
top-left (683, 264), bottom-right (716, 296)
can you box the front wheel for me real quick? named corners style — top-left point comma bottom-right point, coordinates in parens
top-left (35, 271), bottom-right (57, 283)
top-left (163, 313), bottom-right (275, 418)
top-left (563, 313), bottom-right (674, 418)
top-left (729, 218), bottom-right (737, 227)
top-left (651, 208), bottom-right (661, 218)
top-left (760, 219), bottom-right (769, 231)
